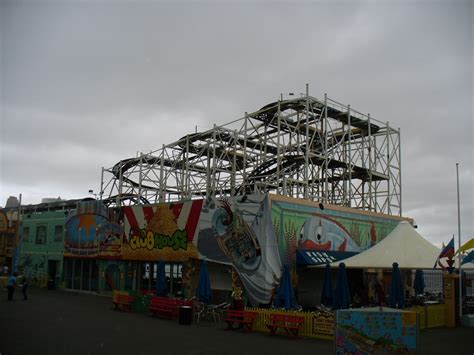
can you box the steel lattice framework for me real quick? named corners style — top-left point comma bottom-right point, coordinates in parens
top-left (100, 86), bottom-right (402, 216)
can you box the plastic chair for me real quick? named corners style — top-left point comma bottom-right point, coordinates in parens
top-left (204, 302), bottom-right (230, 323)
top-left (191, 298), bottom-right (205, 323)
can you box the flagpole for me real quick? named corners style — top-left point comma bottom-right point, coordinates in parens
top-left (456, 163), bottom-right (462, 320)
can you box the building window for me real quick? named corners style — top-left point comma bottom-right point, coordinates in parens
top-left (54, 225), bottom-right (63, 242)
top-left (35, 225), bottom-right (47, 244)
top-left (23, 227), bottom-right (30, 242)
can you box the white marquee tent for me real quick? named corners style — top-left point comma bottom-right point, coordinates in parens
top-left (312, 221), bottom-right (442, 269)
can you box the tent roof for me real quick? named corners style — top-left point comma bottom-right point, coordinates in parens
top-left (310, 221), bottom-right (442, 269)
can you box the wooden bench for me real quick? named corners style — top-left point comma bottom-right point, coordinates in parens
top-left (149, 296), bottom-right (192, 319)
top-left (265, 313), bottom-right (304, 337)
top-left (223, 310), bottom-right (258, 331)
top-left (112, 294), bottom-right (136, 312)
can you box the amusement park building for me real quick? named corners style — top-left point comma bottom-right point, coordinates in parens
top-left (6, 193), bottom-right (409, 307)
top-left (3, 88), bottom-right (411, 306)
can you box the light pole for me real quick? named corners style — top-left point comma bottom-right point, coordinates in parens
top-left (456, 163), bottom-right (462, 320)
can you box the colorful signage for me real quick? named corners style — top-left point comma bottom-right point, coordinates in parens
top-left (313, 310), bottom-right (335, 339)
top-left (64, 200), bottom-right (109, 257)
top-left (335, 308), bottom-right (418, 354)
top-left (122, 200), bottom-right (203, 261)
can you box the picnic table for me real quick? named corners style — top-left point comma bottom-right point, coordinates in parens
top-left (149, 296), bottom-right (192, 319)
top-left (112, 293), bottom-right (136, 312)
top-left (223, 310), bottom-right (258, 331)
top-left (265, 313), bottom-right (304, 337)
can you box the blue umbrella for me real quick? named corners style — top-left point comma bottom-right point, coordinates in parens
top-left (320, 263), bottom-right (333, 307)
top-left (389, 262), bottom-right (404, 308)
top-left (413, 269), bottom-right (425, 295)
top-left (274, 265), bottom-right (299, 310)
top-left (156, 261), bottom-right (168, 297)
top-left (196, 261), bottom-right (212, 304)
top-left (333, 263), bottom-right (351, 310)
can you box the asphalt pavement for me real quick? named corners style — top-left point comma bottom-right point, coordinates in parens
top-left (0, 288), bottom-right (472, 355)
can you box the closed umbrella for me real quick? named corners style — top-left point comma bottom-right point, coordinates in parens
top-left (413, 269), bottom-right (425, 295)
top-left (274, 264), bottom-right (299, 310)
top-left (389, 262), bottom-right (404, 308)
top-left (196, 261), bottom-right (212, 304)
top-left (320, 263), bottom-right (333, 307)
top-left (333, 262), bottom-right (351, 310)
top-left (155, 261), bottom-right (168, 297)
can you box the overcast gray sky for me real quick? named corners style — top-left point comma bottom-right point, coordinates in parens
top-left (1, 0), bottom-right (472, 248)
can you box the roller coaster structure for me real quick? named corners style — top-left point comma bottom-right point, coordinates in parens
top-left (100, 86), bottom-right (402, 216)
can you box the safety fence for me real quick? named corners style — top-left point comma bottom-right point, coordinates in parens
top-left (111, 291), bottom-right (447, 335)
top-left (245, 307), bottom-right (334, 340)
top-left (408, 304), bottom-right (446, 329)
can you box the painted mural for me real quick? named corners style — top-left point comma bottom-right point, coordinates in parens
top-left (97, 222), bottom-right (123, 258)
top-left (122, 200), bottom-right (203, 261)
top-left (61, 195), bottom-right (408, 305)
top-left (270, 195), bottom-right (407, 265)
top-left (335, 309), bottom-right (418, 354)
top-left (65, 201), bottom-right (106, 257)
top-left (196, 194), bottom-right (281, 306)
top-left (18, 253), bottom-right (48, 286)
top-left (120, 195), bottom-right (282, 306)
top-left (65, 201), bottom-right (123, 258)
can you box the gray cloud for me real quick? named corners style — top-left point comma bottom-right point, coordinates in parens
top-left (1, 0), bottom-right (472, 247)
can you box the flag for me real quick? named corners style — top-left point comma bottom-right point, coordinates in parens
top-left (434, 237), bottom-right (455, 268)
top-left (456, 238), bottom-right (474, 254)
top-left (461, 250), bottom-right (474, 265)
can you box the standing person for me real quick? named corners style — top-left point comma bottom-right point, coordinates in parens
top-left (20, 277), bottom-right (29, 300)
top-left (7, 272), bottom-right (17, 301)
top-left (3, 264), bottom-right (8, 275)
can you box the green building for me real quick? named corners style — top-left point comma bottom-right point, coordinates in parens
top-left (19, 210), bottom-right (67, 288)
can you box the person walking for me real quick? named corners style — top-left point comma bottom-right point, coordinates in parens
top-left (7, 272), bottom-right (17, 301)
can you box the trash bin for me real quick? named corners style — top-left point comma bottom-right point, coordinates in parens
top-left (178, 306), bottom-right (193, 325)
top-left (47, 279), bottom-right (55, 290)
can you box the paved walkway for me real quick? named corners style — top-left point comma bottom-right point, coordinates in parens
top-left (0, 289), bottom-right (472, 355)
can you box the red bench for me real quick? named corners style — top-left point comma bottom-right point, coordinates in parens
top-left (112, 294), bottom-right (136, 312)
top-left (149, 296), bottom-right (192, 319)
top-left (223, 310), bottom-right (258, 331)
top-left (265, 313), bottom-right (304, 337)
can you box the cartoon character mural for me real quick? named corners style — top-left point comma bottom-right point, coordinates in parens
top-left (196, 195), bottom-right (282, 306)
top-left (97, 222), bottom-right (123, 257)
top-left (270, 195), bottom-right (406, 265)
top-left (211, 200), bottom-right (262, 272)
top-left (298, 214), bottom-right (360, 252)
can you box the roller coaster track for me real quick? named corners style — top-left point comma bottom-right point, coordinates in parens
top-left (110, 97), bottom-right (385, 196)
